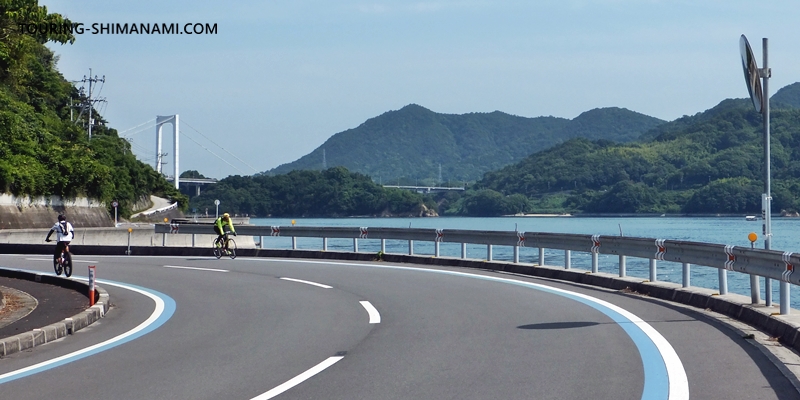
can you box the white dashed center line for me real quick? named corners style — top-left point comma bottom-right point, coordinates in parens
top-left (279, 277), bottom-right (332, 288)
top-left (162, 265), bottom-right (229, 273)
top-left (359, 301), bottom-right (381, 324)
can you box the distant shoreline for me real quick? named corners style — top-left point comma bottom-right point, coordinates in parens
top-left (505, 213), bottom-right (795, 218)
top-left (508, 213), bottom-right (573, 217)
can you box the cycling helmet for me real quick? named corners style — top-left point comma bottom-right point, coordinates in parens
top-left (57, 214), bottom-right (66, 222)
top-left (222, 213), bottom-right (230, 219)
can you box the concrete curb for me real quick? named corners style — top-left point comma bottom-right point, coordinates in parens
top-left (0, 268), bottom-right (109, 357)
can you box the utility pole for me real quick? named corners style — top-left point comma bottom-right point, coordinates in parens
top-left (158, 153), bottom-right (169, 174)
top-left (80, 68), bottom-right (105, 140)
top-left (322, 149), bottom-right (327, 169)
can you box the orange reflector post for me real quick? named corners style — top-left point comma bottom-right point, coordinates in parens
top-left (88, 265), bottom-right (97, 306)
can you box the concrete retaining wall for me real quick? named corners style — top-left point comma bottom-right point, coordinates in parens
top-left (0, 205), bottom-right (113, 229)
top-left (0, 194), bottom-right (113, 229)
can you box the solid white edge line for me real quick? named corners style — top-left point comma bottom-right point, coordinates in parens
top-left (250, 356), bottom-right (344, 400)
top-left (279, 277), bottom-right (332, 289)
top-left (359, 301), bottom-right (381, 324)
top-left (0, 279), bottom-right (165, 381)
top-left (162, 265), bottom-right (229, 273)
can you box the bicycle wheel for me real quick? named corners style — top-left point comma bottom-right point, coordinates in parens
top-left (53, 257), bottom-right (62, 276)
top-left (63, 252), bottom-right (73, 277)
top-left (213, 238), bottom-right (222, 259)
top-left (227, 239), bottom-right (237, 259)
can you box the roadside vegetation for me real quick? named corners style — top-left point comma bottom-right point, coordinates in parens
top-left (0, 1), bottom-right (186, 217)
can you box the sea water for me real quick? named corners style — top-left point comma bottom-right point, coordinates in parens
top-left (251, 216), bottom-right (800, 308)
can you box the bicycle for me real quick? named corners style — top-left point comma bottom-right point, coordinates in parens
top-left (213, 232), bottom-right (237, 259)
top-left (54, 244), bottom-right (73, 277)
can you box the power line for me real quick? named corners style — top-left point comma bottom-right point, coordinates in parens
top-left (78, 68), bottom-right (105, 140)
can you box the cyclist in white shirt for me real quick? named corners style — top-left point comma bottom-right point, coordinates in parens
top-left (45, 214), bottom-right (74, 266)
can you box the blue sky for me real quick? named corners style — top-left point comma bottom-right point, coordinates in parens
top-left (42, 1), bottom-right (800, 179)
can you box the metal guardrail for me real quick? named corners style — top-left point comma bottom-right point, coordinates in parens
top-left (155, 223), bottom-right (796, 314)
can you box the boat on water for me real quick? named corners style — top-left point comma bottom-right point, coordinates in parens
top-left (745, 215), bottom-right (757, 221)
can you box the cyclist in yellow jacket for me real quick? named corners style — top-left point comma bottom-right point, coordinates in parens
top-left (213, 213), bottom-right (236, 251)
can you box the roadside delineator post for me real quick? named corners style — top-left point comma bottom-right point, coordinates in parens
top-left (126, 228), bottom-right (133, 255)
top-left (88, 265), bottom-right (97, 306)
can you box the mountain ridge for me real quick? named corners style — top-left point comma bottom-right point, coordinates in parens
top-left (268, 104), bottom-right (665, 183)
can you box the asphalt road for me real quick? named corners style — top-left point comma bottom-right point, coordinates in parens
top-left (0, 253), bottom-right (797, 400)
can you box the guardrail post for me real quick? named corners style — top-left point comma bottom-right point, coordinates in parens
top-left (292, 237), bottom-right (297, 250)
top-left (192, 234), bottom-right (196, 248)
top-left (649, 259), bottom-right (657, 282)
top-left (322, 237), bottom-right (328, 251)
top-left (487, 245), bottom-right (493, 261)
top-left (435, 241), bottom-right (440, 257)
top-left (162, 232), bottom-right (166, 247)
top-left (750, 275), bottom-right (760, 304)
top-left (380, 239), bottom-right (385, 253)
top-left (682, 263), bottom-right (690, 287)
top-left (513, 246), bottom-right (519, 263)
top-left (539, 247), bottom-right (545, 266)
top-left (591, 253), bottom-right (598, 273)
top-left (781, 282), bottom-right (790, 315)
top-left (461, 243), bottom-right (467, 259)
top-left (719, 269), bottom-right (728, 295)
top-left (354, 238), bottom-right (358, 252)
top-left (565, 250), bottom-right (571, 269)
top-left (765, 278), bottom-right (772, 307)
top-left (619, 255), bottom-right (626, 277)
top-left (259, 236), bottom-right (264, 249)
top-left (409, 240), bottom-right (414, 255)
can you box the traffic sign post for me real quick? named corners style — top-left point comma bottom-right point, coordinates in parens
top-left (740, 34), bottom-right (785, 313)
top-left (215, 199), bottom-right (220, 218)
top-left (112, 201), bottom-right (119, 225)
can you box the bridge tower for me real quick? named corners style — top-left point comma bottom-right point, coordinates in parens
top-left (155, 115), bottom-right (180, 189)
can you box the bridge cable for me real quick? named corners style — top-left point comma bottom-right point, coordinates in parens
top-left (180, 119), bottom-right (260, 174)
top-left (118, 118), bottom-right (157, 136)
top-left (179, 129), bottom-right (247, 174)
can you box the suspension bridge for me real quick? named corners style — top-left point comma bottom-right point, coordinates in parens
top-left (115, 114), bottom-right (261, 194)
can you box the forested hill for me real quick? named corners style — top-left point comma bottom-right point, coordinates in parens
top-left (468, 85), bottom-right (800, 215)
top-left (267, 104), bottom-right (664, 184)
top-left (771, 82), bottom-right (800, 109)
top-left (639, 82), bottom-right (800, 142)
top-left (0, 2), bottom-right (186, 217)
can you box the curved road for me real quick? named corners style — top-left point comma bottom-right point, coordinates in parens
top-left (0, 254), bottom-right (797, 399)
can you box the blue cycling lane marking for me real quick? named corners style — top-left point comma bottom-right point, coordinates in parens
top-left (264, 259), bottom-right (690, 400)
top-left (0, 277), bottom-right (176, 385)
